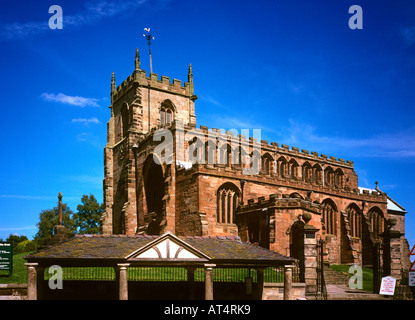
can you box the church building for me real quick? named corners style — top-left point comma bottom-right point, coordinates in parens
top-left (101, 48), bottom-right (410, 275)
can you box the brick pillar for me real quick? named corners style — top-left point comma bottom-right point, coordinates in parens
top-left (204, 264), bottom-right (215, 300)
top-left (117, 263), bottom-right (130, 300)
top-left (381, 219), bottom-right (404, 282)
top-left (25, 263), bottom-right (38, 300)
top-left (302, 214), bottom-right (319, 296)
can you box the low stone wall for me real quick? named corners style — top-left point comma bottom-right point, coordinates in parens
top-left (0, 284), bottom-right (27, 298)
top-left (262, 282), bottom-right (306, 300)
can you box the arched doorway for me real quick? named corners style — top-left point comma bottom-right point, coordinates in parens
top-left (290, 221), bottom-right (305, 282)
top-left (143, 154), bottom-right (164, 235)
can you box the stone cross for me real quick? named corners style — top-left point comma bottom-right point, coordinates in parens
top-left (58, 192), bottom-right (63, 225)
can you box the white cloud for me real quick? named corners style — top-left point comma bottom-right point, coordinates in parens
top-left (72, 117), bottom-right (101, 124)
top-left (41, 93), bottom-right (99, 107)
top-left (0, 0), bottom-right (149, 40)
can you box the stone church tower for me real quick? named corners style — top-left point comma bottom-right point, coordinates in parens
top-left (101, 49), bottom-right (197, 235)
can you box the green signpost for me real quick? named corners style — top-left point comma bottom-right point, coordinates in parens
top-left (0, 242), bottom-right (13, 277)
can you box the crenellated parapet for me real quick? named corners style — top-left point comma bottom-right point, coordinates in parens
top-left (111, 49), bottom-right (195, 103)
top-left (237, 193), bottom-right (322, 215)
top-left (188, 124), bottom-right (354, 168)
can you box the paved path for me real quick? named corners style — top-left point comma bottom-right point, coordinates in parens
top-left (324, 284), bottom-right (392, 300)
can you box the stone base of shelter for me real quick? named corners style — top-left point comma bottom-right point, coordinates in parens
top-left (262, 282), bottom-right (306, 300)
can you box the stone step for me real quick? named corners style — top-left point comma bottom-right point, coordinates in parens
top-left (322, 266), bottom-right (350, 285)
top-left (325, 285), bottom-right (392, 300)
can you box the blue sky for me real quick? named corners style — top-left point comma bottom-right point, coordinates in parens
top-left (0, 0), bottom-right (414, 255)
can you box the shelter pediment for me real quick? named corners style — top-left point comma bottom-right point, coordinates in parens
top-left (125, 232), bottom-right (210, 261)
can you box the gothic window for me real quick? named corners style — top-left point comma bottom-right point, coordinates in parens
top-left (302, 162), bottom-right (312, 183)
top-left (347, 204), bottom-right (361, 238)
top-left (160, 100), bottom-right (175, 126)
top-left (334, 169), bottom-right (344, 188)
top-left (205, 140), bottom-right (217, 165)
top-left (230, 146), bottom-right (240, 169)
top-left (277, 156), bottom-right (288, 177)
top-left (219, 143), bottom-right (232, 168)
top-left (313, 164), bottom-right (322, 185)
top-left (188, 137), bottom-right (205, 164)
top-left (368, 207), bottom-right (385, 240)
top-left (288, 159), bottom-right (299, 179)
top-left (237, 146), bottom-right (248, 170)
top-left (325, 167), bottom-right (334, 186)
top-left (261, 153), bottom-right (273, 175)
top-left (250, 150), bottom-right (261, 173)
top-left (322, 199), bottom-right (337, 235)
top-left (217, 183), bottom-right (241, 224)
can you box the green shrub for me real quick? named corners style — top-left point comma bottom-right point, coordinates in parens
top-left (14, 240), bottom-right (37, 254)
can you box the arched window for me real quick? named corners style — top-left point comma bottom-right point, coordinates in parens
top-left (218, 143), bottom-right (232, 168)
top-left (347, 204), bottom-right (361, 238)
top-left (322, 199), bottom-right (337, 235)
top-left (325, 167), bottom-right (334, 186)
top-left (160, 100), bottom-right (175, 126)
top-left (288, 159), bottom-right (299, 179)
top-left (277, 156), bottom-right (288, 177)
top-left (334, 169), bottom-right (344, 188)
top-left (313, 164), bottom-right (322, 184)
top-left (205, 140), bottom-right (217, 165)
top-left (188, 137), bottom-right (205, 164)
top-left (231, 146), bottom-right (241, 169)
top-left (250, 150), bottom-right (261, 174)
top-left (261, 153), bottom-right (273, 175)
top-left (302, 162), bottom-right (312, 183)
top-left (217, 183), bottom-right (241, 224)
top-left (368, 207), bottom-right (385, 240)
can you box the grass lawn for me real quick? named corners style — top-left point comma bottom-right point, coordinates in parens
top-left (330, 264), bottom-right (374, 292)
top-left (0, 252), bottom-right (31, 284)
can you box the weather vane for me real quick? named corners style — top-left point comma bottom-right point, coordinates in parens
top-left (143, 27), bottom-right (155, 73)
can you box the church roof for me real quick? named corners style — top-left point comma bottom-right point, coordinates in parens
top-left (25, 232), bottom-right (294, 268)
top-left (358, 187), bottom-right (406, 213)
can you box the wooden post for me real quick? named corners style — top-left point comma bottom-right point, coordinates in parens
top-left (256, 268), bottom-right (265, 300)
top-left (187, 267), bottom-right (195, 300)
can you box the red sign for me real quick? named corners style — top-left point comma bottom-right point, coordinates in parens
top-left (410, 260), bottom-right (415, 272)
top-left (410, 245), bottom-right (415, 256)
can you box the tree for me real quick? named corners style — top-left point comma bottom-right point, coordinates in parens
top-left (5, 234), bottom-right (28, 249)
top-left (33, 203), bottom-right (75, 247)
top-left (73, 194), bottom-right (103, 234)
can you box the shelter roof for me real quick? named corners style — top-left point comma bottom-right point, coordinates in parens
top-left (25, 232), bottom-right (294, 267)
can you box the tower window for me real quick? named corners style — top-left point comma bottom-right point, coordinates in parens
top-left (160, 100), bottom-right (175, 126)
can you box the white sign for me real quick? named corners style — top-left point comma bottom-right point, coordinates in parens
top-left (379, 276), bottom-right (396, 295)
top-left (409, 272), bottom-right (415, 287)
